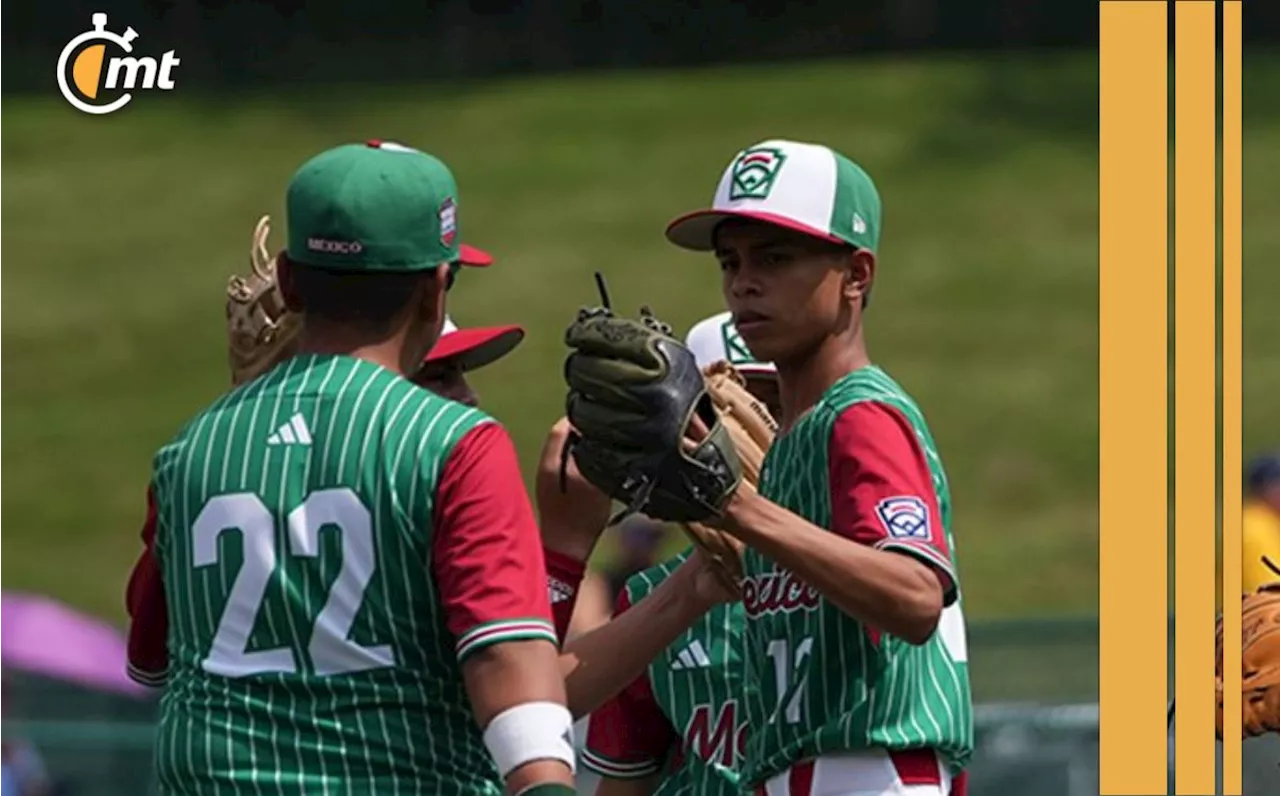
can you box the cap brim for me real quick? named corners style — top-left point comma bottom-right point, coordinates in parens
top-left (424, 325), bottom-right (524, 372)
top-left (456, 243), bottom-right (493, 267)
top-left (665, 209), bottom-right (846, 252)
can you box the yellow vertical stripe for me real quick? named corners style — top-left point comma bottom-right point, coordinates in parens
top-left (1098, 3), bottom-right (1169, 793)
top-left (1220, 2), bottom-right (1243, 793)
top-left (1173, 2), bottom-right (1218, 793)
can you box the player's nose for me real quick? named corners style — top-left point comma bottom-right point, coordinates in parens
top-left (726, 263), bottom-right (764, 300)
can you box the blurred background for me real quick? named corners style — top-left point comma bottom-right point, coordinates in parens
top-left (3, 1), bottom-right (1279, 794)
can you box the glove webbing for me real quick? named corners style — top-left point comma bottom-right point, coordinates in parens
top-left (557, 270), bottom-right (673, 528)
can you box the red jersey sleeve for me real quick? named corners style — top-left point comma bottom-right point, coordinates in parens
top-left (125, 486), bottom-right (169, 687)
top-left (581, 589), bottom-right (676, 780)
top-left (828, 401), bottom-right (958, 605)
top-left (432, 421), bottom-right (558, 663)
top-left (543, 547), bottom-right (586, 645)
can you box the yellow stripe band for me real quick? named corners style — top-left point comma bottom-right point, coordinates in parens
top-left (1098, 2), bottom-right (1170, 792)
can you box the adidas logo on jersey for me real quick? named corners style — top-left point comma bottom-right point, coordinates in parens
top-left (670, 640), bottom-right (712, 670)
top-left (266, 413), bottom-right (313, 446)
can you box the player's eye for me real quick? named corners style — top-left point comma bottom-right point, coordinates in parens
top-left (760, 250), bottom-right (794, 267)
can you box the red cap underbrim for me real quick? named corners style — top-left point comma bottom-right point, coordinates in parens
top-left (456, 243), bottom-right (494, 267)
top-left (665, 209), bottom-right (846, 252)
top-left (424, 325), bottom-right (524, 372)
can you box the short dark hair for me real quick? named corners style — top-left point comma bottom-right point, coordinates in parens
top-left (289, 261), bottom-right (428, 335)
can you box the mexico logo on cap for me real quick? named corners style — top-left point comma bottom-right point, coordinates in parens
top-left (56, 13), bottom-right (180, 115)
top-left (729, 147), bottom-right (787, 201)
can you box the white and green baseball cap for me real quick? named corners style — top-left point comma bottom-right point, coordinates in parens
top-left (665, 139), bottom-right (881, 252)
top-left (685, 311), bottom-right (776, 375)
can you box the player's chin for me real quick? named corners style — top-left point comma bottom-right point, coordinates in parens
top-left (735, 320), bottom-right (785, 362)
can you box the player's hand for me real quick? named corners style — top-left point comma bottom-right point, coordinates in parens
top-left (672, 548), bottom-right (740, 610)
top-left (536, 417), bottom-right (614, 561)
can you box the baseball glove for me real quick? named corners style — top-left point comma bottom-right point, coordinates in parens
top-left (561, 286), bottom-right (743, 526)
top-left (679, 361), bottom-right (778, 590)
top-left (1217, 557), bottom-right (1280, 739)
top-left (226, 215), bottom-right (301, 386)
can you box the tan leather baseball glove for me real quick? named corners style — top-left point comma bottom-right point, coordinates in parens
top-left (680, 361), bottom-right (778, 591)
top-left (1217, 558), bottom-right (1280, 739)
top-left (226, 215), bottom-right (302, 386)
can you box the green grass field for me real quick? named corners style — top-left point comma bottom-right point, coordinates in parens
top-left (3, 51), bottom-right (1277, 623)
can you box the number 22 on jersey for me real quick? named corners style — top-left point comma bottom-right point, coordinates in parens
top-left (192, 488), bottom-right (394, 678)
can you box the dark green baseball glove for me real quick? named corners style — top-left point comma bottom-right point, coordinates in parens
top-left (562, 304), bottom-right (743, 524)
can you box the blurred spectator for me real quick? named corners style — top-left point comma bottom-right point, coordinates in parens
top-left (603, 515), bottom-right (671, 600)
top-left (0, 675), bottom-right (50, 796)
top-left (1242, 451), bottom-right (1280, 593)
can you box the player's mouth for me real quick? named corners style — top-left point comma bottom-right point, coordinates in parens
top-left (733, 310), bottom-right (771, 332)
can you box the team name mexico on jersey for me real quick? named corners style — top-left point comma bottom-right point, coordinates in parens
top-left (742, 567), bottom-right (821, 618)
top-left (684, 699), bottom-right (747, 770)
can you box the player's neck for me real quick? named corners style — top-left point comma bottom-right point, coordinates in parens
top-left (775, 331), bottom-right (870, 430)
top-left (295, 325), bottom-right (412, 377)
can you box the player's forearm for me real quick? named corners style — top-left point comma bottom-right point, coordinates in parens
top-left (718, 486), bottom-right (943, 644)
top-left (559, 571), bottom-right (711, 718)
top-left (462, 640), bottom-right (576, 791)
top-left (464, 640), bottom-right (569, 723)
top-left (594, 774), bottom-right (659, 796)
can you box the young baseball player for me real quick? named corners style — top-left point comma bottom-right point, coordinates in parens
top-left (128, 251), bottom-right (509, 687)
top-left (128, 141), bottom-right (575, 796)
top-left (664, 139), bottom-right (973, 796)
top-left (581, 313), bottom-right (775, 796)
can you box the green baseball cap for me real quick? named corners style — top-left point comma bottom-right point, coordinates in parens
top-left (666, 139), bottom-right (881, 253)
top-left (286, 140), bottom-right (461, 272)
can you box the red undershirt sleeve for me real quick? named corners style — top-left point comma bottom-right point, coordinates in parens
top-left (543, 548), bottom-right (587, 645)
top-left (581, 588), bottom-right (677, 780)
top-left (125, 486), bottom-right (169, 687)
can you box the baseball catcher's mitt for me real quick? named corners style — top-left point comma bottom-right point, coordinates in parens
top-left (1216, 557), bottom-right (1280, 739)
top-left (562, 277), bottom-right (743, 526)
top-left (679, 361), bottom-right (778, 589)
top-left (226, 216), bottom-right (301, 386)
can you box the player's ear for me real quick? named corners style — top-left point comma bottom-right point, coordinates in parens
top-left (277, 254), bottom-right (303, 311)
top-left (841, 248), bottom-right (875, 307)
top-left (424, 262), bottom-right (449, 325)
top-left (416, 262), bottom-right (451, 343)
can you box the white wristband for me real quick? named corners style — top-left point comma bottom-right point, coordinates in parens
top-left (482, 701), bottom-right (576, 777)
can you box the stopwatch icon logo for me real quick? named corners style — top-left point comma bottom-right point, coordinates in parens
top-left (56, 13), bottom-right (180, 115)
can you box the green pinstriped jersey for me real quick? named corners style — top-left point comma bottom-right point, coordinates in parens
top-left (741, 365), bottom-right (973, 786)
top-left (149, 355), bottom-right (546, 795)
top-left (582, 551), bottom-right (747, 796)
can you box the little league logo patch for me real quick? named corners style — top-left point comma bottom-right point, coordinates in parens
top-left (438, 197), bottom-right (457, 246)
top-left (729, 147), bottom-right (787, 201)
top-left (875, 496), bottom-right (930, 539)
top-left (720, 320), bottom-right (758, 365)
